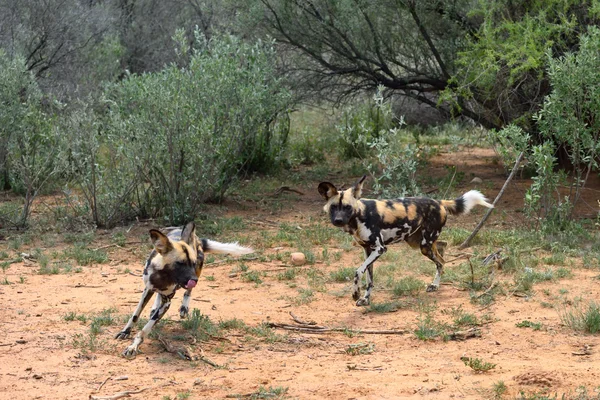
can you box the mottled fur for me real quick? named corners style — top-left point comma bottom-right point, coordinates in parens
top-left (115, 222), bottom-right (253, 357)
top-left (318, 176), bottom-right (493, 306)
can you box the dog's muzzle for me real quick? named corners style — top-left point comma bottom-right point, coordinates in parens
top-left (333, 218), bottom-right (344, 227)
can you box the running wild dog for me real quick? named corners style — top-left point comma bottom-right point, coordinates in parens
top-left (115, 222), bottom-right (253, 357)
top-left (318, 176), bottom-right (493, 306)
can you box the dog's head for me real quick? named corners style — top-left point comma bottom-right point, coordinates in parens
top-left (148, 222), bottom-right (201, 290)
top-left (318, 175), bottom-right (366, 227)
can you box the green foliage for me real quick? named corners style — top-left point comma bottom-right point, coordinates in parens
top-left (357, 88), bottom-right (422, 198)
top-left (337, 94), bottom-right (395, 160)
top-left (329, 267), bottom-right (355, 283)
top-left (493, 380), bottom-right (508, 398)
top-left (560, 302), bottom-right (600, 334)
top-left (235, 386), bottom-right (288, 400)
top-left (414, 303), bottom-right (445, 341)
top-left (447, 0), bottom-right (590, 130)
top-left (61, 34), bottom-right (292, 226)
top-left (392, 277), bottom-right (424, 297)
top-left (344, 342), bottom-right (375, 356)
top-left (461, 356), bottom-right (496, 372)
top-left (516, 320), bottom-right (543, 331)
top-left (182, 309), bottom-right (221, 341)
top-left (0, 51), bottom-right (62, 227)
top-left (365, 301), bottom-right (407, 314)
top-left (534, 27), bottom-right (600, 218)
top-left (63, 246), bottom-right (108, 265)
top-left (492, 125), bottom-right (530, 172)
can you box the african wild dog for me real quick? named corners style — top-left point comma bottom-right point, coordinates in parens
top-left (115, 222), bottom-right (253, 357)
top-left (318, 176), bottom-right (493, 306)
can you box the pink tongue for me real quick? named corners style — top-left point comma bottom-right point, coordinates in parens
top-left (186, 280), bottom-right (197, 289)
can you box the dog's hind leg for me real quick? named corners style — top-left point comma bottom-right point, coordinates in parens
top-left (179, 289), bottom-right (192, 318)
top-left (422, 240), bottom-right (445, 292)
top-left (115, 287), bottom-right (154, 340)
top-left (122, 293), bottom-right (173, 358)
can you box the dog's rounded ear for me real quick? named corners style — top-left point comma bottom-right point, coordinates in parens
top-left (180, 222), bottom-right (196, 245)
top-left (352, 175), bottom-right (367, 199)
top-left (150, 229), bottom-right (172, 254)
top-left (318, 182), bottom-right (338, 200)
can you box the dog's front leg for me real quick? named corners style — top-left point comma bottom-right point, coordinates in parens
top-left (122, 293), bottom-right (173, 358)
top-left (115, 287), bottom-right (154, 340)
top-left (353, 238), bottom-right (386, 306)
top-left (179, 288), bottom-right (192, 318)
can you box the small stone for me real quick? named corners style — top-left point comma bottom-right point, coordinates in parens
top-left (290, 252), bottom-right (306, 266)
top-left (470, 177), bottom-right (483, 184)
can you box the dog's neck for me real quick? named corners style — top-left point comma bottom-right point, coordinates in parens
top-left (341, 214), bottom-right (359, 234)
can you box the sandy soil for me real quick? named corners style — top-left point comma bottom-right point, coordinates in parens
top-left (1, 147), bottom-right (600, 400)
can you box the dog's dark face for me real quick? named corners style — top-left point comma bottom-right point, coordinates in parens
top-left (146, 222), bottom-right (201, 292)
top-left (318, 175), bottom-right (366, 227)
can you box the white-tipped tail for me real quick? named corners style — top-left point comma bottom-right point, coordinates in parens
top-left (462, 190), bottom-right (494, 213)
top-left (202, 239), bottom-right (254, 255)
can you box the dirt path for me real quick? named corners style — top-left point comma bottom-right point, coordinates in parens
top-left (1, 148), bottom-right (600, 399)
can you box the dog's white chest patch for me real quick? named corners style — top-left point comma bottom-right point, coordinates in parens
top-left (381, 228), bottom-right (401, 241)
top-left (355, 222), bottom-right (372, 242)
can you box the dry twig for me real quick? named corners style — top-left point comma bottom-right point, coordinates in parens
top-left (271, 186), bottom-right (305, 197)
top-left (94, 376), bottom-right (111, 393)
top-left (89, 387), bottom-right (150, 400)
top-left (289, 312), bottom-right (316, 326)
top-left (459, 151), bottom-right (525, 249)
top-left (268, 322), bottom-right (407, 335)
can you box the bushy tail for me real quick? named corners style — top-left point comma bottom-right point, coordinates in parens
top-left (200, 239), bottom-right (254, 255)
top-left (441, 190), bottom-right (493, 216)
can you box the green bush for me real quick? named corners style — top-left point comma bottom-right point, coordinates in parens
top-left (0, 51), bottom-right (63, 227)
top-left (60, 34), bottom-right (292, 226)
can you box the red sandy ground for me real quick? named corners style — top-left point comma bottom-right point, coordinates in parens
top-left (1, 148), bottom-right (600, 399)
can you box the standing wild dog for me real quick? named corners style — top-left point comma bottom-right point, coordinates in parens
top-left (115, 222), bottom-right (253, 357)
top-left (318, 176), bottom-right (493, 306)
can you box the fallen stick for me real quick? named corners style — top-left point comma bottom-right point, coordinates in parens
top-left (289, 311), bottom-right (316, 326)
top-left (94, 376), bottom-right (111, 393)
top-left (271, 186), bottom-right (305, 196)
top-left (157, 336), bottom-right (194, 361)
top-left (267, 322), bottom-right (407, 335)
top-left (475, 281), bottom-right (498, 299)
top-left (89, 387), bottom-right (150, 400)
top-left (93, 241), bottom-right (143, 251)
top-left (459, 151), bottom-right (525, 249)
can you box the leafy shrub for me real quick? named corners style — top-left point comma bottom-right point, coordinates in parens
top-left (536, 27), bottom-right (600, 210)
top-left (340, 87), bottom-right (423, 198)
top-left (0, 51), bottom-right (63, 227)
top-left (60, 34), bottom-right (292, 226)
top-left (337, 90), bottom-right (396, 160)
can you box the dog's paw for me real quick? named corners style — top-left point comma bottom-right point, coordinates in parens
top-left (352, 290), bottom-right (361, 301)
top-left (426, 284), bottom-right (439, 292)
top-left (179, 306), bottom-right (189, 319)
top-left (121, 345), bottom-right (139, 359)
top-left (115, 329), bottom-right (131, 340)
top-left (355, 297), bottom-right (370, 307)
